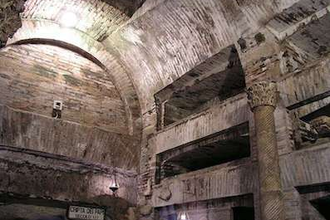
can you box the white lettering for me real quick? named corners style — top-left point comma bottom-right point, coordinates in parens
top-left (68, 206), bottom-right (105, 220)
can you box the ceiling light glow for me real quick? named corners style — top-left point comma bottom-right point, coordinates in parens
top-left (60, 11), bottom-right (78, 28)
top-left (179, 212), bottom-right (189, 220)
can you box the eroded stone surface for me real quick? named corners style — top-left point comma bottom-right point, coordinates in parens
top-left (0, 105), bottom-right (140, 170)
top-left (0, 0), bottom-right (25, 47)
top-left (0, 0), bottom-right (330, 220)
top-left (0, 44), bottom-right (127, 133)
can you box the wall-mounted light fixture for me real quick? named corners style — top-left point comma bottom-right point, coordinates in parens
top-left (52, 100), bottom-right (63, 119)
top-left (109, 174), bottom-right (119, 194)
top-left (109, 153), bottom-right (119, 194)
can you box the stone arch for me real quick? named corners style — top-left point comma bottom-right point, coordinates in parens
top-left (104, 0), bottom-right (299, 113)
top-left (8, 19), bottom-right (142, 136)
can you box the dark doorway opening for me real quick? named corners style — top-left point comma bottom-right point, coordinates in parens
top-left (232, 207), bottom-right (255, 220)
top-left (310, 195), bottom-right (330, 220)
top-left (155, 45), bottom-right (246, 129)
top-left (156, 123), bottom-right (250, 183)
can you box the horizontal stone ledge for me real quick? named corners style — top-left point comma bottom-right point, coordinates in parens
top-left (280, 142), bottom-right (330, 189)
top-left (152, 142), bottom-right (330, 207)
top-left (0, 144), bottom-right (137, 178)
top-left (0, 191), bottom-right (105, 209)
top-left (152, 158), bottom-right (257, 207)
top-left (278, 57), bottom-right (330, 109)
top-left (151, 93), bottom-right (250, 154)
top-left (267, 0), bottom-right (330, 40)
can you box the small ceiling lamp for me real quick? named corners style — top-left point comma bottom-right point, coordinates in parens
top-left (59, 11), bottom-right (78, 28)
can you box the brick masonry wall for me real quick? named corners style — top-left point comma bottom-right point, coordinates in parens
top-left (0, 44), bottom-right (128, 134)
top-left (107, 0), bottom-right (301, 113)
top-left (0, 105), bottom-right (140, 171)
top-left (151, 94), bottom-right (249, 155)
top-left (151, 143), bottom-right (330, 207)
top-left (1, 0), bottom-right (330, 219)
top-left (9, 20), bottom-right (142, 137)
top-left (0, 145), bottom-right (138, 219)
top-left (22, 0), bottom-right (131, 41)
top-left (128, 2), bottom-right (330, 218)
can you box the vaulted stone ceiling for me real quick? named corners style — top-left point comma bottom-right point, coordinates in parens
top-left (1, 0), bottom-right (329, 170)
top-left (22, 0), bottom-right (130, 41)
top-left (4, 0), bottom-right (328, 115)
top-left (3, 0), bottom-right (323, 133)
top-left (4, 0), bottom-right (145, 136)
top-left (0, 0), bottom-right (146, 170)
top-left (104, 0), bottom-right (305, 113)
top-left (101, 0), bottom-right (146, 17)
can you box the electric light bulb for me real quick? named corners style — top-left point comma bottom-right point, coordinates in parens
top-left (179, 212), bottom-right (189, 220)
top-left (181, 214), bottom-right (187, 220)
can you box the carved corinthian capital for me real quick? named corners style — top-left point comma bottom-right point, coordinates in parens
top-left (0, 0), bottom-right (26, 48)
top-left (247, 81), bottom-right (278, 110)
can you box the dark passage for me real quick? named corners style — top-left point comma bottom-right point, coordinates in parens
top-left (311, 195), bottom-right (330, 220)
top-left (155, 45), bottom-right (246, 129)
top-left (156, 123), bottom-right (250, 182)
top-left (233, 207), bottom-right (255, 220)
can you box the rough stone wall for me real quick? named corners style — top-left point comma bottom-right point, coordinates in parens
top-left (116, 1), bottom-right (330, 219)
top-left (0, 105), bottom-right (140, 171)
top-left (156, 194), bottom-right (254, 220)
top-left (131, 0), bottom-right (165, 19)
top-left (9, 20), bottom-right (143, 137)
top-left (0, 44), bottom-right (128, 134)
top-left (0, 42), bottom-right (143, 171)
top-left (151, 94), bottom-right (249, 155)
top-left (0, 0), bottom-right (25, 47)
top-left (0, 1), bottom-right (146, 215)
top-left (0, 204), bottom-right (67, 220)
top-left (151, 141), bottom-right (330, 211)
top-left (152, 159), bottom-right (257, 207)
top-left (101, 0), bottom-right (145, 17)
top-left (1, 0), bottom-right (330, 219)
top-left (0, 145), bottom-right (138, 220)
top-left (278, 57), bottom-right (330, 108)
top-left (22, 0), bottom-right (132, 41)
top-left (106, 0), bottom-right (298, 113)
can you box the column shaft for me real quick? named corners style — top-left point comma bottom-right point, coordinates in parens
top-left (247, 81), bottom-right (284, 220)
top-left (254, 106), bottom-right (284, 220)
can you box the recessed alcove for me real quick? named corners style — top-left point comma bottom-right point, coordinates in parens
top-left (297, 183), bottom-right (330, 220)
top-left (155, 194), bottom-right (254, 220)
top-left (301, 104), bottom-right (330, 122)
top-left (156, 123), bottom-right (250, 183)
top-left (155, 45), bottom-right (246, 129)
top-left (311, 195), bottom-right (330, 219)
top-left (233, 207), bottom-right (255, 220)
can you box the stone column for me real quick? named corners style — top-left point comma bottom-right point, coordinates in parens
top-left (247, 81), bottom-right (284, 220)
